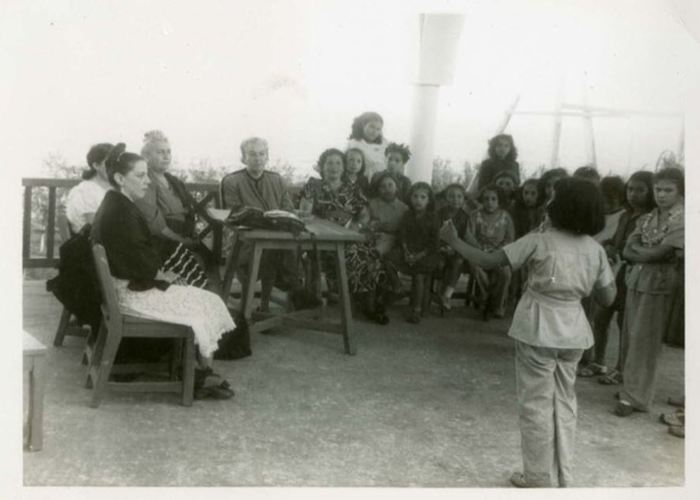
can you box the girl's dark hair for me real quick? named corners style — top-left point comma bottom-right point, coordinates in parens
top-left (370, 170), bottom-right (398, 196)
top-left (600, 176), bottom-right (625, 204)
top-left (105, 143), bottom-right (145, 189)
top-left (547, 177), bottom-right (605, 235)
top-left (573, 166), bottom-right (601, 183)
top-left (316, 148), bottom-right (346, 179)
top-left (493, 170), bottom-right (518, 186)
top-left (348, 111), bottom-right (384, 143)
top-left (515, 178), bottom-right (540, 207)
top-left (82, 143), bottom-right (114, 180)
top-left (441, 183), bottom-right (466, 198)
top-left (626, 170), bottom-right (655, 210)
top-left (385, 142), bottom-right (411, 163)
top-left (487, 134), bottom-right (518, 162)
top-left (344, 148), bottom-right (366, 178)
top-left (654, 167), bottom-right (684, 197)
top-left (537, 167), bottom-right (569, 203)
top-left (478, 183), bottom-right (509, 208)
top-left (407, 181), bottom-right (435, 212)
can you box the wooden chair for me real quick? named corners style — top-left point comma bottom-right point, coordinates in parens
top-left (52, 207), bottom-right (89, 347)
top-left (84, 244), bottom-right (195, 408)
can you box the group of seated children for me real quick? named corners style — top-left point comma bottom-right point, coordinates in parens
top-left (302, 113), bottom-right (550, 324)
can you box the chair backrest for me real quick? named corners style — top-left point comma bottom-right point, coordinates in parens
top-left (91, 244), bottom-right (123, 328)
top-left (56, 205), bottom-right (73, 243)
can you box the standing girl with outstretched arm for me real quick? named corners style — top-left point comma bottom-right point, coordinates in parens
top-left (440, 177), bottom-right (616, 488)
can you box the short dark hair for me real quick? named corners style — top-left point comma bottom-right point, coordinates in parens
top-left (493, 170), bottom-right (518, 185)
top-left (407, 181), bottom-right (435, 212)
top-left (573, 166), bottom-right (601, 183)
top-left (348, 111), bottom-right (384, 143)
top-left (442, 183), bottom-right (466, 198)
top-left (600, 176), bottom-right (625, 203)
top-left (538, 167), bottom-right (569, 201)
top-left (654, 167), bottom-right (684, 196)
top-left (626, 170), bottom-right (655, 210)
top-left (478, 183), bottom-right (509, 208)
top-left (105, 143), bottom-right (145, 189)
top-left (316, 148), bottom-right (346, 179)
top-left (370, 170), bottom-right (398, 195)
top-left (82, 143), bottom-right (114, 180)
top-left (385, 142), bottom-right (411, 163)
top-left (516, 178), bottom-right (541, 206)
top-left (547, 177), bottom-right (605, 235)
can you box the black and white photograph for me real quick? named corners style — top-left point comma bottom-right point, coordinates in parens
top-left (3, 0), bottom-right (699, 497)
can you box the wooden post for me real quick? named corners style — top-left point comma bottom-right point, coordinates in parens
top-left (678, 115), bottom-right (685, 165)
top-left (495, 94), bottom-right (521, 135)
top-left (550, 74), bottom-right (565, 168)
top-left (582, 73), bottom-right (597, 166)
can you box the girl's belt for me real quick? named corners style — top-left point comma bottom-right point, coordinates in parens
top-left (524, 287), bottom-right (582, 309)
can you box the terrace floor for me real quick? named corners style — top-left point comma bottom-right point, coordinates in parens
top-left (22, 279), bottom-right (684, 487)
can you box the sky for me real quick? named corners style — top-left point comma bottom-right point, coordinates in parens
top-left (1, 0), bottom-right (699, 179)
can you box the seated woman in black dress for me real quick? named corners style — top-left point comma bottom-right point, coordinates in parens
top-left (92, 143), bottom-right (237, 399)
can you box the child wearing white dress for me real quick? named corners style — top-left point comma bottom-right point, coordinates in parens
top-left (346, 111), bottom-right (388, 178)
top-left (65, 143), bottom-right (114, 232)
top-left (441, 177), bottom-right (616, 488)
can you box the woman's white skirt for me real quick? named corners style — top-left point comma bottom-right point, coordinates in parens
top-left (113, 278), bottom-right (234, 359)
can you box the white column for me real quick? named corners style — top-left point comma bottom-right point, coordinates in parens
top-left (408, 85), bottom-right (440, 182)
top-left (406, 13), bottom-right (464, 183)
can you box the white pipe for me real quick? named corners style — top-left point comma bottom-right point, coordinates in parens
top-left (407, 13), bottom-right (464, 184)
top-left (408, 85), bottom-right (440, 182)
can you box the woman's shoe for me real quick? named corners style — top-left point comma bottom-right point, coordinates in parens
top-left (659, 410), bottom-right (684, 427)
top-left (667, 396), bottom-right (685, 408)
top-left (614, 401), bottom-right (635, 417)
top-left (598, 370), bottom-right (622, 385)
top-left (578, 362), bottom-right (608, 377)
top-left (668, 425), bottom-right (685, 438)
top-left (407, 310), bottom-right (421, 324)
top-left (509, 472), bottom-right (543, 488)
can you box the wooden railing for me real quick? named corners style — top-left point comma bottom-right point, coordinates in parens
top-left (22, 178), bottom-right (223, 269)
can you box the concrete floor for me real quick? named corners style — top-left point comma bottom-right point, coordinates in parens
top-left (23, 280), bottom-right (684, 487)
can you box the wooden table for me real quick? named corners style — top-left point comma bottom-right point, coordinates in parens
top-left (23, 331), bottom-right (47, 451)
top-left (212, 210), bottom-right (366, 355)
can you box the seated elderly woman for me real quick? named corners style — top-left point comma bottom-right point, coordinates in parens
top-left (92, 143), bottom-right (237, 399)
top-left (299, 148), bottom-right (391, 324)
top-left (65, 143), bottom-right (114, 233)
top-left (134, 130), bottom-right (215, 288)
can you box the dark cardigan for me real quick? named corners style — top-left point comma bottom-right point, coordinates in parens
top-left (477, 158), bottom-right (520, 190)
top-left (91, 190), bottom-right (166, 290)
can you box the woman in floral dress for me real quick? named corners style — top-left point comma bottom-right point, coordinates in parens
top-left (300, 148), bottom-right (391, 324)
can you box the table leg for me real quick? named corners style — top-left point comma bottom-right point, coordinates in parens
top-left (242, 243), bottom-right (263, 321)
top-left (28, 358), bottom-right (45, 451)
top-left (220, 232), bottom-right (242, 302)
top-left (334, 244), bottom-right (356, 355)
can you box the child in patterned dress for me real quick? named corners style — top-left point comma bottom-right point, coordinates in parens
top-left (466, 184), bottom-right (515, 319)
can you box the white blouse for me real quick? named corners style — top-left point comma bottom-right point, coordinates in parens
top-left (65, 178), bottom-right (111, 232)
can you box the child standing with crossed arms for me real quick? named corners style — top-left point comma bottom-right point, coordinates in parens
top-left (440, 177), bottom-right (616, 488)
